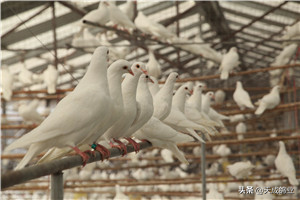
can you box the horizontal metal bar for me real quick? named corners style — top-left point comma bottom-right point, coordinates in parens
top-left (1, 141), bottom-right (152, 189)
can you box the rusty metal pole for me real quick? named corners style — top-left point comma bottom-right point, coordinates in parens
top-left (51, 2), bottom-right (58, 69)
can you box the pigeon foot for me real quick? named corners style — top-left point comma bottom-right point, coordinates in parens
top-left (70, 146), bottom-right (89, 167)
top-left (110, 139), bottom-right (127, 156)
top-left (125, 137), bottom-right (140, 153)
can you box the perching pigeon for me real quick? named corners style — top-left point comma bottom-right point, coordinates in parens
top-left (5, 46), bottom-right (111, 170)
top-left (114, 185), bottom-right (129, 200)
top-left (271, 43), bottom-right (298, 66)
top-left (148, 76), bottom-right (160, 96)
top-left (18, 64), bottom-right (34, 85)
top-left (38, 59), bottom-right (133, 163)
top-left (219, 47), bottom-right (240, 80)
top-left (18, 99), bottom-right (44, 125)
top-left (120, 0), bottom-right (135, 21)
top-left (152, 72), bottom-right (178, 120)
top-left (146, 49), bottom-right (162, 79)
top-left (233, 81), bottom-right (254, 110)
top-left (78, 2), bottom-right (110, 33)
top-left (255, 85), bottom-right (281, 115)
top-left (235, 122), bottom-right (247, 140)
top-left (133, 116), bottom-right (194, 164)
top-left (214, 89), bottom-right (226, 105)
top-left (275, 141), bottom-right (299, 186)
top-left (122, 74), bottom-right (154, 151)
top-left (105, 2), bottom-right (136, 31)
top-left (43, 65), bottom-right (59, 94)
top-left (2, 65), bottom-right (14, 101)
top-left (227, 161), bottom-right (255, 179)
top-left (281, 21), bottom-right (300, 40)
top-left (101, 62), bottom-right (144, 155)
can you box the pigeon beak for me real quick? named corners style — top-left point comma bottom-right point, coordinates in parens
top-left (129, 69), bottom-right (134, 76)
top-left (189, 90), bottom-right (193, 95)
top-left (104, 2), bottom-right (109, 6)
top-left (141, 69), bottom-right (148, 75)
top-left (211, 95), bottom-right (215, 100)
top-left (148, 77), bottom-right (154, 83)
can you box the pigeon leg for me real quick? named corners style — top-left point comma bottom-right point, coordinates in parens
top-left (91, 143), bottom-right (111, 160)
top-left (125, 137), bottom-right (140, 153)
top-left (110, 139), bottom-right (127, 156)
top-left (70, 146), bottom-right (89, 167)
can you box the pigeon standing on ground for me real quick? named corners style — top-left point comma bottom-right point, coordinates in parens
top-left (146, 49), bottom-right (162, 79)
top-left (275, 141), bottom-right (299, 186)
top-left (233, 81), bottom-right (254, 110)
top-left (18, 99), bottom-right (44, 125)
top-left (255, 85), bottom-right (281, 115)
top-left (2, 65), bottom-right (14, 101)
top-left (5, 47), bottom-right (111, 170)
top-left (43, 65), bottom-right (59, 94)
top-left (152, 72), bottom-right (178, 120)
top-left (219, 47), bottom-right (240, 80)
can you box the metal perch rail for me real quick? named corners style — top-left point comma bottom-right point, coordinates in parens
top-left (1, 141), bottom-right (152, 189)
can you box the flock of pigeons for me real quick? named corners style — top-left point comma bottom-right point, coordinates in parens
top-left (1, 1), bottom-right (299, 199)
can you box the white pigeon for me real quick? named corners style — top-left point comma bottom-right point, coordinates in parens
top-left (207, 184), bottom-right (224, 200)
top-left (38, 59), bottom-right (133, 163)
top-left (5, 47), bottom-right (111, 170)
top-left (152, 72), bottom-right (178, 120)
top-left (114, 185), bottom-right (129, 200)
top-left (219, 47), bottom-right (240, 80)
top-left (233, 81), bottom-right (254, 110)
top-left (214, 144), bottom-right (231, 157)
top-left (79, 2), bottom-right (110, 31)
top-left (214, 89), bottom-right (226, 105)
top-left (161, 149), bottom-right (174, 163)
top-left (101, 62), bottom-right (144, 155)
top-left (281, 21), bottom-right (300, 40)
top-left (18, 64), bottom-right (34, 85)
top-left (148, 76), bottom-right (160, 96)
top-left (202, 91), bottom-right (229, 127)
top-left (43, 65), bottom-right (59, 94)
top-left (133, 116), bottom-right (194, 164)
top-left (227, 161), bottom-right (255, 179)
top-left (275, 141), bottom-right (299, 186)
top-left (134, 11), bottom-right (175, 41)
top-left (255, 85), bottom-right (281, 115)
top-left (206, 162), bottom-right (219, 176)
top-left (263, 154), bottom-right (276, 167)
top-left (163, 84), bottom-right (208, 143)
top-left (121, 0), bottom-right (135, 21)
top-left (236, 122), bottom-right (247, 140)
top-left (271, 43), bottom-right (298, 66)
top-left (18, 99), bottom-right (44, 125)
top-left (122, 74), bottom-right (154, 151)
top-left (185, 83), bottom-right (221, 128)
top-left (105, 2), bottom-right (136, 31)
top-left (146, 49), bottom-right (162, 79)
top-left (2, 65), bottom-right (14, 101)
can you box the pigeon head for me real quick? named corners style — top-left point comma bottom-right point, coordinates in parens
top-left (236, 81), bottom-right (242, 87)
top-left (168, 72), bottom-right (179, 82)
top-left (182, 82), bottom-right (193, 95)
top-left (230, 47), bottom-right (237, 52)
top-left (133, 62), bottom-right (148, 75)
top-left (206, 91), bottom-right (215, 101)
top-left (92, 46), bottom-right (109, 65)
top-left (108, 59), bottom-right (132, 76)
top-left (139, 74), bottom-right (154, 84)
top-left (131, 62), bottom-right (144, 76)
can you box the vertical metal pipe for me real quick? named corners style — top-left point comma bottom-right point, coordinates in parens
top-left (201, 133), bottom-right (206, 200)
top-left (51, 171), bottom-right (63, 200)
top-left (51, 2), bottom-right (58, 69)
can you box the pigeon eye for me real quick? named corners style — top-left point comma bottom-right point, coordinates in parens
top-left (107, 50), bottom-right (109, 54)
top-left (185, 87), bottom-right (188, 90)
top-left (123, 66), bottom-right (128, 70)
top-left (146, 75), bottom-right (149, 78)
top-left (136, 64), bottom-right (140, 68)
top-left (199, 85), bottom-right (202, 88)
top-left (176, 75), bottom-right (179, 78)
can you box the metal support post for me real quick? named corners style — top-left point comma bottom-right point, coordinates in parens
top-left (201, 133), bottom-right (206, 200)
top-left (51, 171), bottom-right (64, 200)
